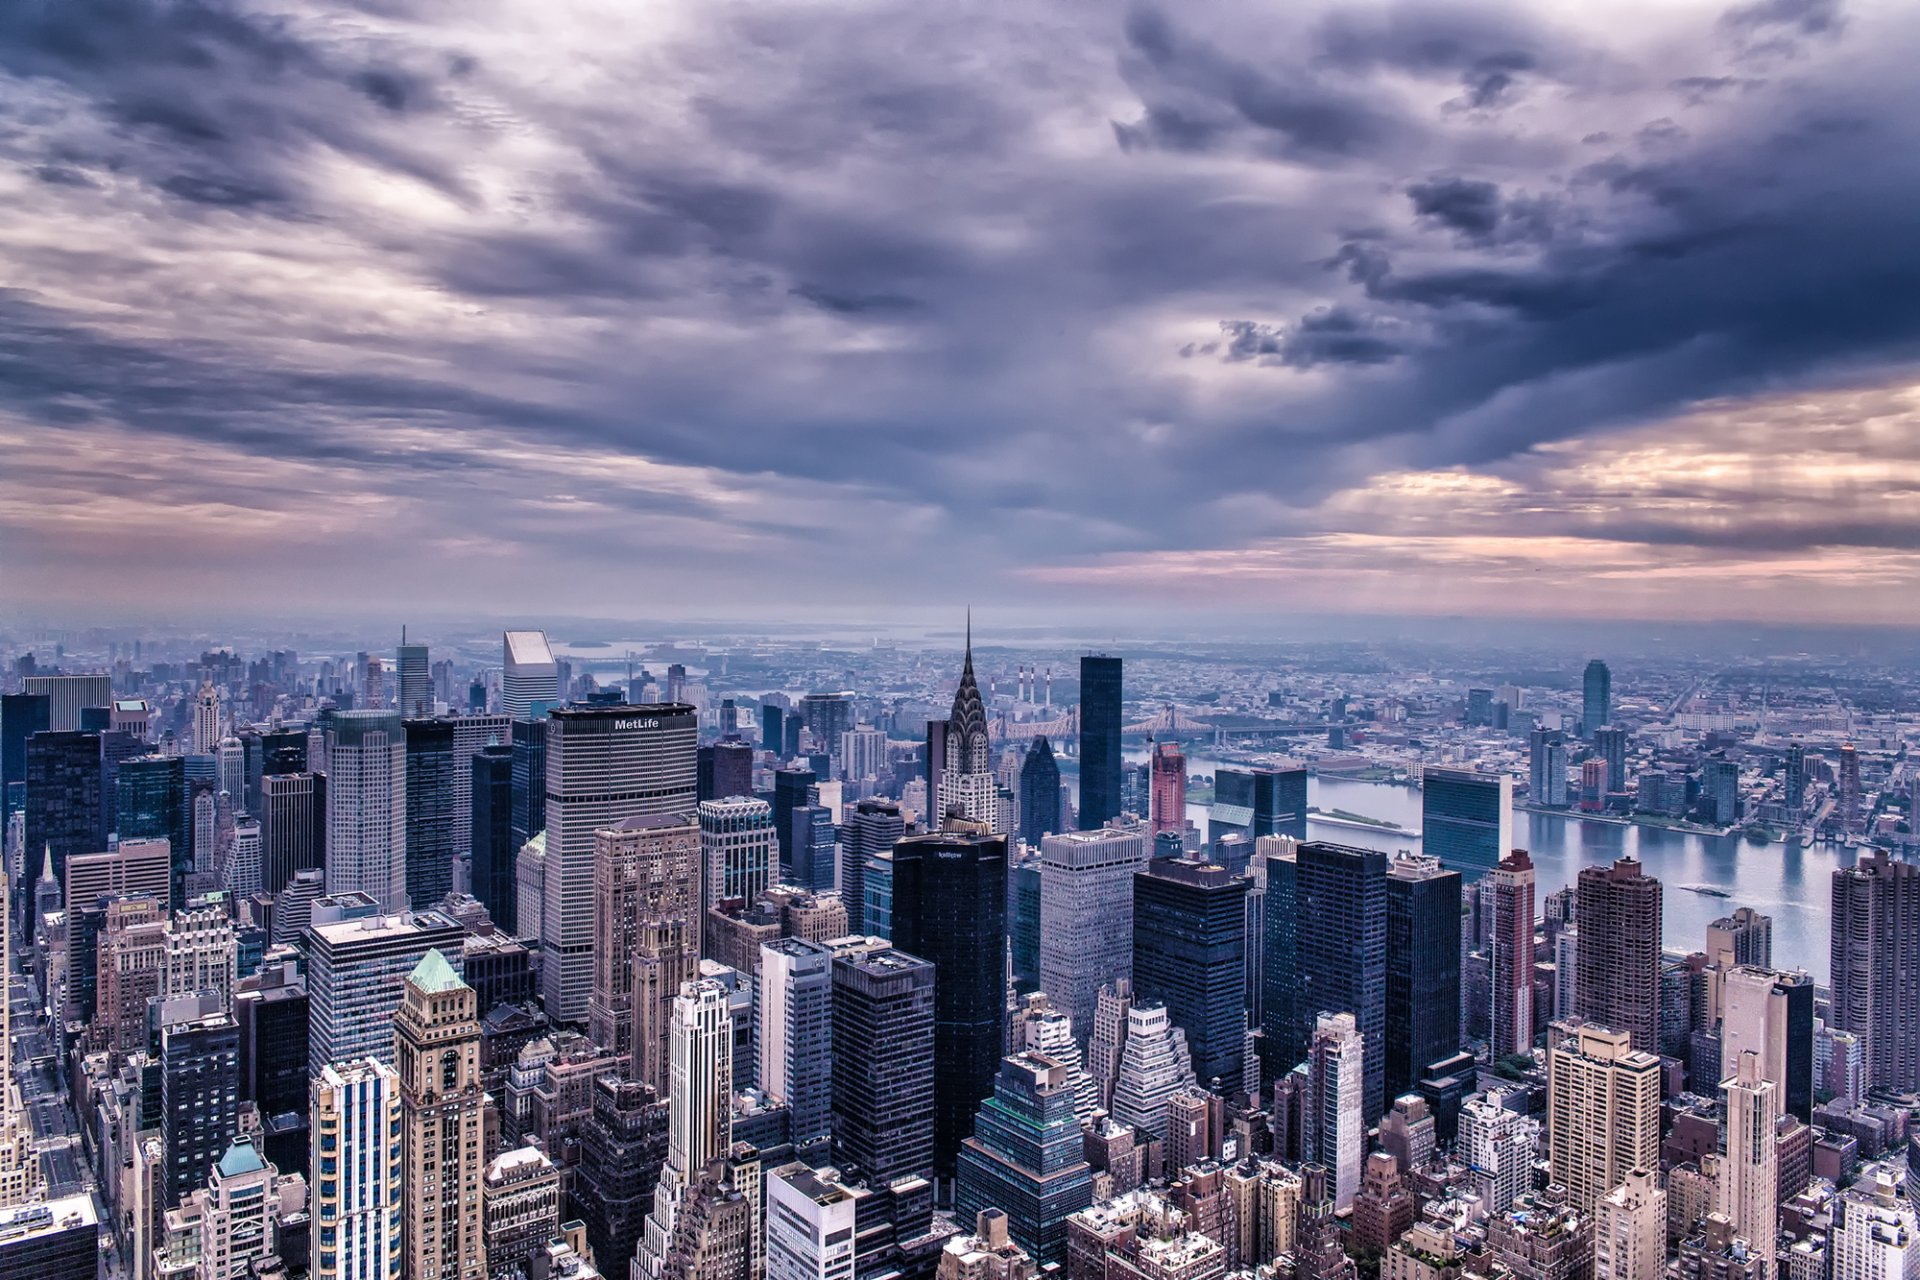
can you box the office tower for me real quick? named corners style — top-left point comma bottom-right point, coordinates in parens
top-left (1011, 994), bottom-right (1099, 1122)
top-left (1148, 740), bottom-right (1186, 838)
top-left (937, 631), bottom-right (998, 828)
top-left (470, 744), bottom-right (516, 931)
top-left (590, 813), bottom-right (701, 1061)
top-left (1295, 841), bottom-right (1388, 1121)
top-left (157, 992), bottom-right (241, 1206)
top-left (24, 728), bottom-right (102, 889)
top-left (63, 838), bottom-right (170, 1020)
top-left (1490, 849), bottom-right (1536, 1058)
top-left (1018, 738), bottom-right (1063, 847)
top-left (955, 1053), bottom-right (1095, 1267)
top-left (1211, 766), bottom-right (1309, 844)
top-left (401, 718), bottom-right (457, 909)
top-left (1386, 852), bottom-right (1463, 1103)
top-left (1079, 656), bottom-right (1122, 831)
top-left (165, 897), bottom-right (238, 1002)
top-left (483, 1146), bottom-right (563, 1276)
top-left (576, 1076), bottom-right (669, 1277)
top-left (1010, 847), bottom-right (1042, 995)
top-left (1720, 1050), bottom-right (1780, 1278)
top-left (1830, 850), bottom-right (1920, 1093)
top-left (838, 726), bottom-right (888, 787)
top-left (1595, 1167), bottom-right (1666, 1280)
top-left (396, 638), bottom-right (431, 718)
top-left (258, 771), bottom-right (323, 899)
top-left (326, 709), bottom-right (407, 912)
top-left (1575, 857), bottom-right (1663, 1055)
top-left (542, 702), bottom-right (697, 1022)
top-left (189, 679), bottom-right (223, 752)
top-left (1421, 766), bottom-right (1512, 880)
top-left (838, 799), bottom-right (902, 936)
top-left (393, 951), bottom-right (486, 1280)
top-left (236, 960), bottom-right (310, 1124)
top-left (767, 1164), bottom-right (861, 1280)
top-left (509, 716), bottom-right (548, 854)
top-left (312, 1057), bottom-right (404, 1280)
top-left (1, 691), bottom-right (51, 820)
top-left (789, 804), bottom-right (837, 893)
top-left (697, 739), bottom-right (754, 805)
top-left (306, 907), bottom-right (466, 1073)
top-left (92, 895), bottom-right (166, 1056)
top-left (502, 630), bottom-right (560, 720)
top-left (165, 1137), bottom-right (287, 1280)
top-left (0, 1193), bottom-right (97, 1280)
top-left (1039, 826), bottom-right (1150, 1042)
top-left (1259, 839), bottom-right (1302, 1080)
top-left (25, 672), bottom-right (114, 733)
top-left (700, 797), bottom-right (776, 916)
top-left (830, 946), bottom-right (935, 1187)
top-left (1721, 965), bottom-right (1815, 1123)
top-left (799, 693), bottom-right (853, 758)
top-left (890, 830), bottom-right (1008, 1179)
top-left (1108, 1000), bottom-right (1195, 1156)
top-left (772, 767), bottom-right (815, 877)
top-left (1783, 743), bottom-right (1807, 814)
top-left (1459, 1090), bottom-right (1539, 1215)
top-left (1529, 728), bottom-right (1568, 807)
top-left (758, 938), bottom-right (835, 1146)
top-left (1132, 857), bottom-right (1249, 1088)
top-left (1582, 659), bottom-right (1612, 737)
top-left (1304, 1012), bottom-right (1365, 1211)
top-left (1546, 1022), bottom-right (1662, 1210)
top-left (636, 978), bottom-right (735, 1280)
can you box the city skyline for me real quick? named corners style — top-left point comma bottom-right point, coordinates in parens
top-left (5, 1), bottom-right (1920, 622)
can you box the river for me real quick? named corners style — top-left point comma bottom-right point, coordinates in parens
top-left (1097, 750), bottom-right (1849, 981)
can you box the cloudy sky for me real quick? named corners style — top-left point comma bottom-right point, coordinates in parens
top-left (5, 0), bottom-right (1920, 626)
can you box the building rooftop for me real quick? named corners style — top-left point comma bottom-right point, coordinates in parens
top-left (503, 630), bottom-right (555, 666)
top-left (217, 1139), bottom-right (267, 1178)
top-left (409, 948), bottom-right (467, 995)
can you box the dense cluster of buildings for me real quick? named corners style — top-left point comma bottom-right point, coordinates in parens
top-left (3, 628), bottom-right (1920, 1280)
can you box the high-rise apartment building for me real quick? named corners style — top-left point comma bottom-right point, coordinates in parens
top-left (1039, 826), bottom-right (1150, 1042)
top-left (1530, 728), bottom-right (1569, 807)
top-left (1720, 1049), bottom-right (1779, 1278)
top-left (1420, 766), bottom-right (1512, 881)
top-left (501, 631), bottom-right (560, 720)
top-left (395, 951), bottom-right (486, 1280)
top-left (306, 907), bottom-right (466, 1073)
top-left (830, 946), bottom-right (935, 1187)
top-left (311, 1058), bottom-right (403, 1280)
top-left (955, 1053), bottom-right (1095, 1267)
top-left (591, 813), bottom-right (701, 1063)
top-left (1386, 852), bottom-right (1462, 1103)
top-left (1720, 965), bottom-right (1815, 1123)
top-left (1490, 849), bottom-right (1536, 1058)
top-left (1296, 841), bottom-right (1388, 1121)
top-left (1831, 1171), bottom-right (1918, 1280)
top-left (470, 744), bottom-right (516, 931)
top-left (1582, 660), bottom-right (1612, 738)
top-left (1019, 738), bottom-right (1063, 847)
top-left (1304, 1012), bottom-right (1366, 1211)
top-left (1594, 1168), bottom-right (1665, 1280)
top-left (1546, 1022), bottom-right (1662, 1211)
top-left (542, 702), bottom-right (697, 1022)
top-left (1708, 907), bottom-right (1773, 971)
top-left (1830, 851), bottom-right (1920, 1094)
top-left (1458, 1090), bottom-right (1539, 1216)
top-left (1132, 856), bottom-right (1250, 1089)
top-left (758, 938), bottom-right (835, 1147)
top-left (1574, 857), bottom-right (1663, 1055)
top-left (1078, 656), bottom-right (1123, 831)
top-left (1148, 740), bottom-right (1186, 839)
top-left (1593, 728), bottom-right (1629, 799)
top-left (890, 830), bottom-right (1009, 1181)
top-left (326, 710), bottom-right (407, 912)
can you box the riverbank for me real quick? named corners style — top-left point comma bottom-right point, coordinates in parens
top-left (1514, 801), bottom-right (1732, 839)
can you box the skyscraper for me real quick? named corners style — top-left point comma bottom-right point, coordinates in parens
top-left (830, 946), bottom-right (935, 1187)
top-left (1386, 852), bottom-right (1462, 1103)
top-left (1720, 965), bottom-right (1814, 1123)
top-left (1210, 766), bottom-right (1309, 844)
top-left (1489, 849), bottom-right (1536, 1059)
top-left (1529, 728), bottom-right (1568, 807)
top-left (403, 718), bottom-right (458, 909)
top-left (393, 951), bottom-right (485, 1280)
top-left (1546, 1022), bottom-right (1661, 1211)
top-left (158, 992), bottom-right (241, 1207)
top-left (937, 628), bottom-right (998, 828)
top-left (699, 797), bottom-right (776, 921)
top-left (305, 907), bottom-right (466, 1073)
top-left (311, 1058), bottom-right (403, 1280)
top-left (890, 830), bottom-right (1009, 1180)
top-left (1720, 1049), bottom-right (1780, 1279)
top-left (697, 739), bottom-right (754, 805)
top-left (1593, 728), bottom-right (1628, 799)
top-left (1594, 1168), bottom-right (1665, 1280)
top-left (25, 673), bottom-right (114, 733)
top-left (1582, 659), bottom-right (1612, 738)
top-left (469, 743), bottom-right (515, 931)
top-left (119, 752), bottom-right (191, 907)
top-left (1458, 1090), bottom-right (1539, 1216)
top-left (326, 710), bottom-right (408, 912)
top-left (1421, 766), bottom-right (1512, 881)
top-left (839, 798), bottom-right (903, 937)
top-left (1259, 838), bottom-right (1302, 1082)
top-left (955, 1053), bottom-right (1095, 1267)
top-left (509, 716), bottom-right (547, 851)
top-left (636, 978), bottom-right (735, 1280)
top-left (193, 680), bottom-right (224, 752)
top-left (542, 702), bottom-right (697, 1022)
top-left (1574, 857), bottom-right (1663, 1056)
top-left (1304, 1012), bottom-right (1366, 1211)
top-left (591, 813), bottom-right (702, 1063)
top-left (396, 638), bottom-right (432, 718)
top-left (260, 770), bottom-right (324, 900)
top-left (1038, 826), bottom-right (1150, 1043)
top-left (1132, 856), bottom-right (1250, 1089)
top-left (773, 767), bottom-right (816, 879)
top-left (1296, 841), bottom-right (1388, 1122)
top-left (1078, 656), bottom-right (1123, 831)
top-left (24, 728), bottom-right (102, 890)
top-left (0, 691), bottom-right (50, 819)
top-left (758, 938), bottom-right (835, 1147)
top-left (1829, 850), bottom-right (1920, 1094)
top-left (501, 630), bottom-right (560, 720)
top-left (1107, 1001), bottom-right (1196, 1150)
top-left (1148, 740), bottom-right (1186, 839)
top-left (1018, 738), bottom-right (1063, 847)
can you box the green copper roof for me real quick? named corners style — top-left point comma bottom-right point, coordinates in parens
top-left (409, 948), bottom-right (467, 994)
top-left (217, 1139), bottom-right (266, 1178)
